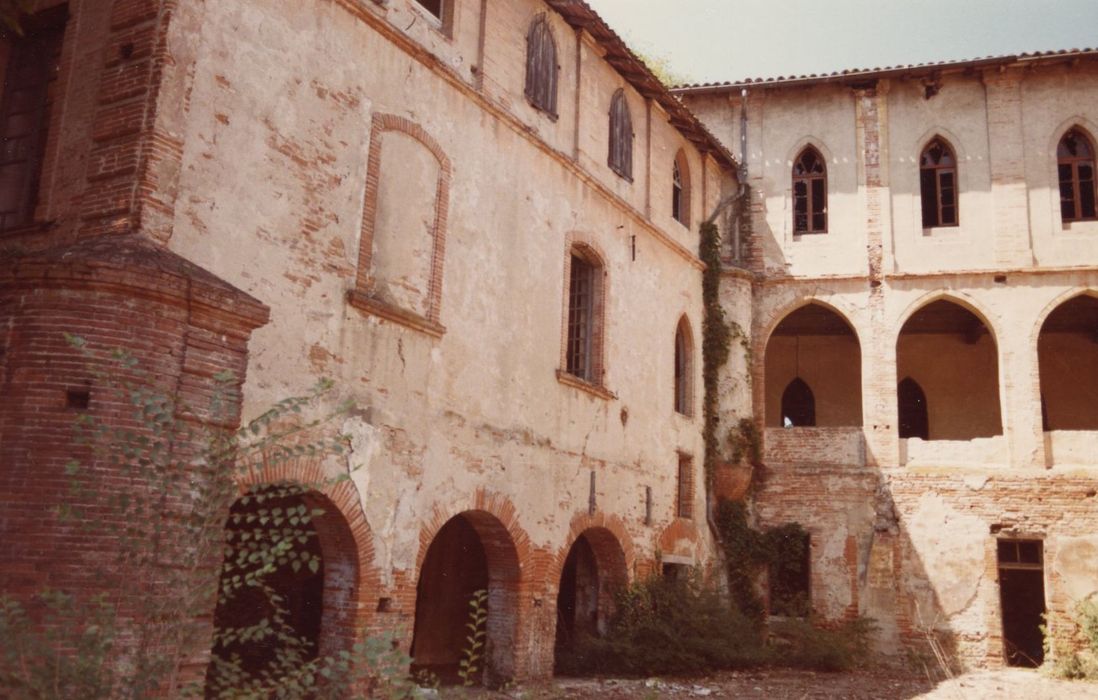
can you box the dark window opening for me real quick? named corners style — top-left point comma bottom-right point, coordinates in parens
top-left (524, 16), bottom-right (558, 118)
top-left (0, 8), bottom-right (66, 232)
top-left (898, 377), bottom-right (929, 440)
top-left (920, 137), bottom-right (958, 228)
top-left (792, 146), bottom-right (827, 234)
top-left (672, 153), bottom-right (690, 226)
top-left (674, 321), bottom-right (690, 415)
top-left (676, 455), bottom-right (693, 519)
top-left (65, 388), bottom-right (90, 410)
top-left (769, 532), bottom-right (811, 617)
top-left (608, 89), bottom-right (633, 181)
top-left (1058, 128), bottom-right (1098, 223)
top-left (414, 0), bottom-right (443, 19)
top-left (781, 377), bottom-right (816, 427)
top-left (661, 562), bottom-right (690, 581)
top-left (997, 539), bottom-right (1046, 668)
top-left (566, 254), bottom-right (598, 382)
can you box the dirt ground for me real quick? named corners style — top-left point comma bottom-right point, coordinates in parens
top-left (463, 668), bottom-right (1098, 699)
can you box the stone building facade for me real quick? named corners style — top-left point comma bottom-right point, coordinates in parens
top-left (0, 0), bottom-right (1095, 687)
top-left (678, 52), bottom-right (1098, 668)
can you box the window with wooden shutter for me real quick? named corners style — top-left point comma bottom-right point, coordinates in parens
top-left (674, 317), bottom-right (692, 416)
top-left (0, 10), bottom-right (65, 232)
top-left (608, 89), bottom-right (633, 181)
top-left (524, 15), bottom-right (558, 118)
top-left (919, 137), bottom-right (958, 228)
top-left (792, 146), bottom-right (826, 234)
top-left (1058, 128), bottom-right (1097, 223)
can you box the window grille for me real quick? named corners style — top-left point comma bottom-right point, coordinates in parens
top-left (676, 455), bottom-right (693, 519)
top-left (566, 255), bottom-right (596, 381)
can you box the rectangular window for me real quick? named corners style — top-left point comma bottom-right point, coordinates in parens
top-left (769, 532), bottom-right (810, 617)
top-left (676, 455), bottom-right (693, 519)
top-left (0, 12), bottom-right (65, 232)
top-left (566, 255), bottom-right (595, 381)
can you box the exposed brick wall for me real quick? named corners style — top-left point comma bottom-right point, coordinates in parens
top-left (0, 236), bottom-right (268, 689)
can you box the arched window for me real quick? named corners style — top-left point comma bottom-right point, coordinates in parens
top-left (781, 377), bottom-right (816, 427)
top-left (920, 137), bottom-right (958, 228)
top-left (608, 89), bottom-right (633, 181)
top-left (1058, 128), bottom-right (1097, 223)
top-left (524, 15), bottom-right (558, 117)
top-left (674, 318), bottom-right (693, 415)
top-left (565, 246), bottom-right (605, 384)
top-left (897, 377), bottom-right (929, 440)
top-left (792, 147), bottom-right (827, 234)
top-left (672, 150), bottom-right (690, 226)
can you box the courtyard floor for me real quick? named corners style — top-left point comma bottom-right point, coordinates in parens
top-left (467, 668), bottom-right (1098, 699)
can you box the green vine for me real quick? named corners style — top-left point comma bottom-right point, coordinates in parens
top-left (700, 219), bottom-right (731, 484)
top-left (714, 501), bottom-right (809, 621)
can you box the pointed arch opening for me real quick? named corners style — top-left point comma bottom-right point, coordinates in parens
top-left (411, 511), bottom-right (521, 685)
top-left (896, 299), bottom-right (1002, 440)
top-left (920, 136), bottom-right (958, 228)
top-left (764, 303), bottom-right (862, 427)
top-left (553, 528), bottom-right (628, 674)
top-left (608, 89), bottom-right (633, 181)
top-left (792, 146), bottom-right (827, 234)
top-left (674, 316), bottom-right (694, 416)
top-left (1057, 127), bottom-right (1097, 223)
top-left (898, 377), bottom-right (929, 440)
top-left (672, 150), bottom-right (691, 227)
top-left (1038, 294), bottom-right (1098, 431)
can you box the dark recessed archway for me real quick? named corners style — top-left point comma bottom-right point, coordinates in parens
top-left (411, 511), bottom-right (521, 685)
top-left (896, 299), bottom-right (1002, 440)
top-left (205, 484), bottom-right (359, 693)
top-left (1038, 294), bottom-right (1098, 431)
top-left (553, 528), bottom-right (628, 675)
top-left (765, 303), bottom-right (862, 427)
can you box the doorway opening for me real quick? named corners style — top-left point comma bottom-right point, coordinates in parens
top-left (997, 539), bottom-right (1046, 667)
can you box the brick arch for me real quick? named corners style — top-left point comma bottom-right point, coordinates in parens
top-left (353, 113), bottom-right (452, 329)
top-left (233, 459), bottom-right (379, 648)
top-left (895, 291), bottom-right (1001, 346)
top-left (413, 489), bottom-right (534, 682)
top-left (1032, 287), bottom-right (1098, 349)
top-left (548, 512), bottom-right (635, 593)
top-left (757, 296), bottom-right (863, 357)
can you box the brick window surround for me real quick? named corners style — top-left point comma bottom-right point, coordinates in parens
top-left (558, 238), bottom-right (612, 399)
top-left (349, 113), bottom-right (451, 338)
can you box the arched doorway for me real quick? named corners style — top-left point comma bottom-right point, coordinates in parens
top-left (1038, 294), bottom-right (1098, 430)
top-left (765, 303), bottom-right (862, 427)
top-left (896, 299), bottom-right (1002, 440)
top-left (411, 511), bottom-right (521, 685)
top-left (205, 483), bottom-right (360, 693)
top-left (553, 528), bottom-right (628, 673)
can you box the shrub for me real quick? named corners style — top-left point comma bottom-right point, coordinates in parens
top-left (557, 575), bottom-right (768, 677)
top-left (768, 617), bottom-right (877, 672)
top-left (1047, 596), bottom-right (1098, 680)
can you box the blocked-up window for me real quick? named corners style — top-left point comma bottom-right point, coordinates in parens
top-left (1058, 128), bottom-right (1097, 223)
top-left (0, 9), bottom-right (66, 232)
top-left (676, 455), bottom-right (693, 519)
top-left (608, 89), bottom-right (633, 180)
top-left (524, 15), bottom-right (558, 117)
top-left (792, 146), bottom-right (826, 234)
top-left (353, 115), bottom-right (451, 333)
top-left (920, 137), bottom-right (958, 228)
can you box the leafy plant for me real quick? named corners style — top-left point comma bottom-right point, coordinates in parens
top-left (458, 589), bottom-right (489, 687)
top-left (1045, 595), bottom-right (1098, 679)
top-left (0, 334), bottom-right (417, 698)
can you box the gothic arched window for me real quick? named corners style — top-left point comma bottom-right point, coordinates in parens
top-left (1058, 128), bottom-right (1097, 223)
top-left (781, 377), bottom-right (816, 427)
top-left (792, 147), bottom-right (827, 234)
top-left (920, 137), bottom-right (958, 228)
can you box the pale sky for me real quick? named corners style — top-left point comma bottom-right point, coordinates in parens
top-left (584, 0), bottom-right (1098, 85)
